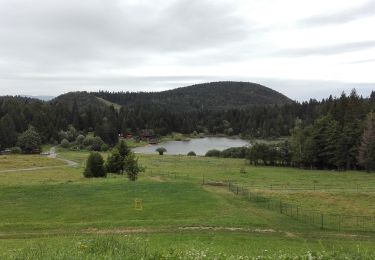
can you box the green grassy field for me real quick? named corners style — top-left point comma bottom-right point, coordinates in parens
top-left (0, 155), bottom-right (65, 171)
top-left (0, 151), bottom-right (375, 258)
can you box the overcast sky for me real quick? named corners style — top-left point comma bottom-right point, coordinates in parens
top-left (0, 0), bottom-right (374, 101)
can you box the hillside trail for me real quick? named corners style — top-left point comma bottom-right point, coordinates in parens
top-left (48, 146), bottom-right (78, 167)
top-left (0, 146), bottom-right (78, 173)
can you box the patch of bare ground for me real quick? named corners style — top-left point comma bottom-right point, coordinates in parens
top-left (81, 227), bottom-right (152, 234)
top-left (148, 175), bottom-right (165, 182)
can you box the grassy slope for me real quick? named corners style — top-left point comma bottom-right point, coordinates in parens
top-left (0, 155), bottom-right (65, 171)
top-left (0, 151), bottom-right (375, 258)
top-left (95, 97), bottom-right (122, 111)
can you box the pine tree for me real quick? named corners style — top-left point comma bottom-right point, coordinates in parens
top-left (117, 140), bottom-right (131, 158)
top-left (123, 152), bottom-right (144, 181)
top-left (84, 152), bottom-right (106, 178)
top-left (290, 119), bottom-right (304, 167)
top-left (0, 114), bottom-right (17, 149)
top-left (358, 112), bottom-right (375, 172)
top-left (105, 149), bottom-right (123, 174)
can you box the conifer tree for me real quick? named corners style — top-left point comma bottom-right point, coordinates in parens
top-left (358, 112), bottom-right (375, 172)
top-left (84, 152), bottom-right (106, 178)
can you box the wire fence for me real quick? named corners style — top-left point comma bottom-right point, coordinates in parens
top-left (204, 180), bottom-right (375, 232)
top-left (147, 171), bottom-right (192, 180)
top-left (240, 184), bottom-right (375, 193)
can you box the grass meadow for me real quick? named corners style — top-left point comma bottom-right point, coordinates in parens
top-left (1, 150), bottom-right (375, 258)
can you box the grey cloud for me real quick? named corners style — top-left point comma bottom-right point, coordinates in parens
top-left (0, 0), bottom-right (252, 84)
top-left (275, 40), bottom-right (375, 57)
top-left (298, 0), bottom-right (375, 27)
top-left (249, 78), bottom-right (375, 101)
top-left (0, 0), bottom-right (248, 62)
top-left (346, 58), bottom-right (375, 64)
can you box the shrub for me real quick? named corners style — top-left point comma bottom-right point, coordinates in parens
top-left (124, 152), bottom-right (144, 181)
top-left (83, 136), bottom-right (94, 147)
top-left (117, 140), bottom-right (131, 157)
top-left (106, 149), bottom-right (123, 174)
top-left (10, 147), bottom-right (22, 154)
top-left (58, 130), bottom-right (68, 142)
top-left (76, 134), bottom-right (85, 145)
top-left (156, 147), bottom-right (167, 155)
top-left (92, 136), bottom-right (104, 151)
top-left (84, 152), bottom-right (106, 178)
top-left (67, 125), bottom-right (78, 142)
top-left (221, 147), bottom-right (249, 158)
top-left (101, 143), bottom-right (109, 152)
top-left (187, 151), bottom-right (196, 156)
top-left (60, 138), bottom-right (70, 148)
top-left (205, 149), bottom-right (221, 157)
top-left (17, 126), bottom-right (42, 154)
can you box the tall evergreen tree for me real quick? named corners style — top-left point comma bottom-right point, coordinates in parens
top-left (0, 114), bottom-right (17, 149)
top-left (358, 112), bottom-right (375, 172)
top-left (84, 152), bottom-right (106, 178)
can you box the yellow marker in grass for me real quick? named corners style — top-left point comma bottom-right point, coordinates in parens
top-left (134, 198), bottom-right (143, 210)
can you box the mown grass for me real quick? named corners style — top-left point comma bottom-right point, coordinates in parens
top-left (1, 151), bottom-right (375, 258)
top-left (0, 179), bottom-right (316, 233)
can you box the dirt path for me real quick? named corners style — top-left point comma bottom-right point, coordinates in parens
top-left (0, 226), bottom-right (371, 240)
top-left (0, 147), bottom-right (78, 173)
top-left (48, 146), bottom-right (78, 167)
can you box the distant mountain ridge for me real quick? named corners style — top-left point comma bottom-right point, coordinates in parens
top-left (24, 95), bottom-right (55, 101)
top-left (90, 81), bottom-right (293, 111)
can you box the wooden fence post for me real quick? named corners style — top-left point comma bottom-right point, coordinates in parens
top-left (279, 200), bottom-right (282, 214)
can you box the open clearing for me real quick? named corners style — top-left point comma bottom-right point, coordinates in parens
top-left (1, 151), bottom-right (375, 258)
top-left (0, 155), bottom-right (65, 171)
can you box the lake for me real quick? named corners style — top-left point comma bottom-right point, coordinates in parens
top-left (133, 137), bottom-right (250, 156)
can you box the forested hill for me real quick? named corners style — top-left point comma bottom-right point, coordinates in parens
top-left (93, 81), bottom-right (293, 111)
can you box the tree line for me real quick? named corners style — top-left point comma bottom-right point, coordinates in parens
top-left (203, 90), bottom-right (375, 172)
top-left (0, 90), bottom-right (374, 171)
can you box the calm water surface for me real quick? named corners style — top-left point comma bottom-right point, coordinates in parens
top-left (133, 137), bottom-right (249, 156)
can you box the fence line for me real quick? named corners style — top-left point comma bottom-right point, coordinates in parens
top-left (238, 184), bottom-right (375, 193)
top-left (147, 171), bottom-right (191, 180)
top-left (204, 180), bottom-right (375, 232)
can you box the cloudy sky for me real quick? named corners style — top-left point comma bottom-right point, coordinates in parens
top-left (0, 0), bottom-right (374, 100)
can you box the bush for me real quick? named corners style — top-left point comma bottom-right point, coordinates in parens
top-left (84, 152), bottom-right (106, 178)
top-left (156, 147), bottom-right (167, 155)
top-left (106, 149), bottom-right (123, 174)
top-left (60, 138), bottom-right (70, 148)
top-left (10, 147), bottom-right (22, 154)
top-left (117, 140), bottom-right (131, 157)
top-left (67, 125), bottom-right (78, 142)
top-left (58, 130), bottom-right (68, 142)
top-left (221, 147), bottom-right (248, 158)
top-left (76, 134), bottom-right (85, 145)
top-left (101, 143), bottom-right (109, 152)
top-left (187, 151), bottom-right (196, 156)
top-left (92, 136), bottom-right (104, 151)
top-left (83, 136), bottom-right (94, 147)
top-left (17, 126), bottom-right (42, 154)
top-left (205, 149), bottom-right (221, 157)
top-left (124, 153), bottom-right (144, 181)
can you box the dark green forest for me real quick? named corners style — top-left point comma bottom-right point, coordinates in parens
top-left (1, 82), bottom-right (374, 171)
